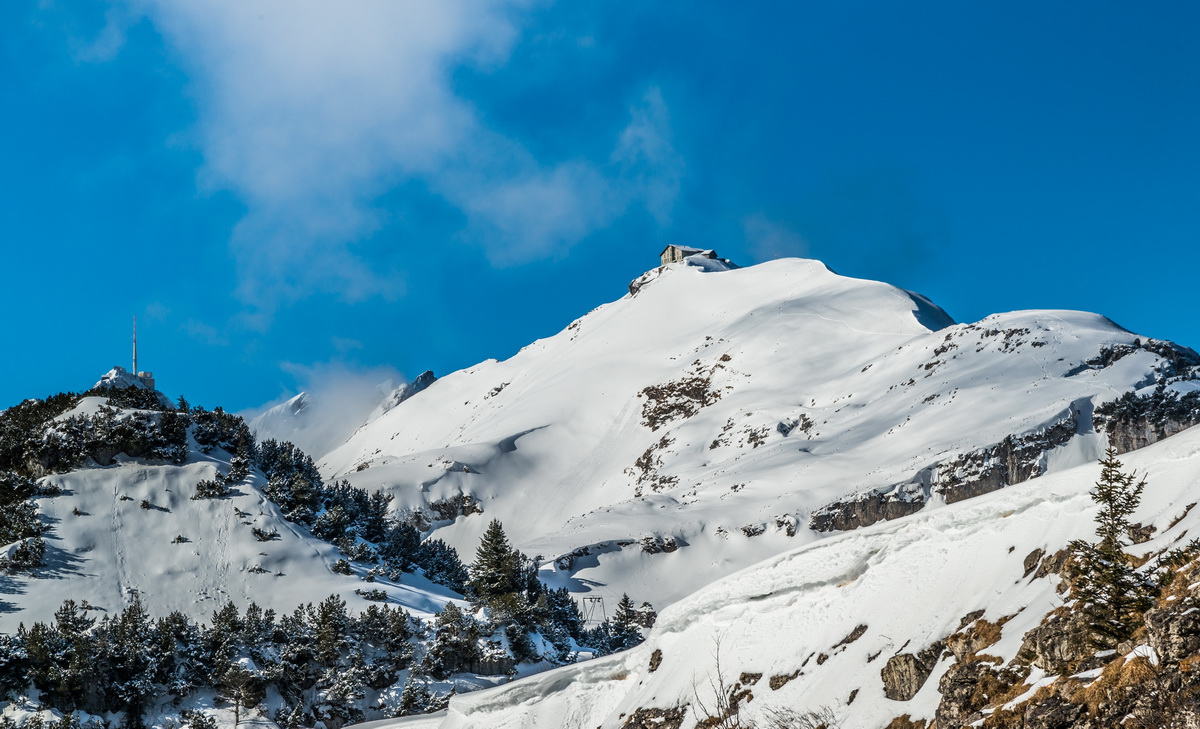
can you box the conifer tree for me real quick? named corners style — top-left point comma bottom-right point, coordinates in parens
top-left (608, 593), bottom-right (645, 651)
top-left (1068, 448), bottom-right (1154, 647)
top-left (468, 520), bottom-right (522, 605)
top-left (425, 603), bottom-right (480, 679)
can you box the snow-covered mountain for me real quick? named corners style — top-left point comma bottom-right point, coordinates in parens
top-left (384, 423), bottom-right (1200, 729)
top-left (10, 253), bottom-right (1200, 729)
top-left (320, 256), bottom-right (1199, 610)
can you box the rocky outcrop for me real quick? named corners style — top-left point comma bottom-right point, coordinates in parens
top-left (934, 659), bottom-right (1019, 729)
top-left (881, 643), bottom-right (943, 701)
top-left (621, 706), bottom-right (688, 729)
top-left (377, 370), bottom-right (437, 416)
top-left (931, 407), bottom-right (1081, 504)
top-left (640, 534), bottom-right (680, 554)
top-left (403, 493), bottom-right (482, 531)
top-left (1146, 593), bottom-right (1200, 663)
top-left (1081, 337), bottom-right (1200, 378)
top-left (1095, 388), bottom-right (1200, 454)
top-left (812, 407), bottom-right (1082, 532)
top-left (1020, 693), bottom-right (1085, 729)
top-left (810, 482), bottom-right (926, 532)
top-left (1015, 609), bottom-right (1096, 674)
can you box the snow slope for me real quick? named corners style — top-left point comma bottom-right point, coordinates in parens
top-left (5, 438), bottom-right (457, 633)
top-left (373, 421), bottom-right (1200, 729)
top-left (321, 256), bottom-right (1187, 609)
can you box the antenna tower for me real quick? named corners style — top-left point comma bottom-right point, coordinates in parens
top-left (133, 316), bottom-right (138, 374)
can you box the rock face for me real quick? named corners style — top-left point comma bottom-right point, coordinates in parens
top-left (812, 407), bottom-right (1081, 532)
top-left (1016, 610), bottom-right (1096, 674)
top-left (934, 659), bottom-right (1013, 729)
top-left (1095, 388), bottom-right (1200, 455)
top-left (620, 706), bottom-right (687, 729)
top-left (809, 482), bottom-right (926, 532)
top-left (930, 407), bottom-right (1080, 504)
top-left (1021, 694), bottom-right (1084, 729)
top-left (1146, 594), bottom-right (1200, 663)
top-left (881, 644), bottom-right (943, 701)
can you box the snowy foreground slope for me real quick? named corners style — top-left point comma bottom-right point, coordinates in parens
top-left (321, 256), bottom-right (1194, 609)
top-left (2, 416), bottom-right (455, 633)
top-left (374, 423), bottom-right (1200, 729)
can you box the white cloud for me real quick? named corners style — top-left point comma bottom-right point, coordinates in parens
top-left (245, 359), bottom-right (403, 458)
top-left (743, 214), bottom-right (810, 262)
top-left (613, 87), bottom-right (685, 226)
top-left (124, 1), bottom-right (685, 311)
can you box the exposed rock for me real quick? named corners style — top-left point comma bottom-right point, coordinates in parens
top-left (1146, 594), bottom-right (1200, 663)
top-left (1082, 338), bottom-right (1200, 379)
top-left (638, 360), bottom-right (724, 431)
top-left (769, 670), bottom-right (800, 690)
top-left (1023, 548), bottom-right (1045, 577)
top-left (1016, 610), bottom-right (1095, 674)
top-left (881, 643), bottom-right (943, 701)
top-left (812, 407), bottom-right (1082, 532)
top-left (1034, 548), bottom-right (1071, 580)
top-left (933, 659), bottom-right (1013, 729)
top-left (833, 624), bottom-right (869, 650)
top-left (958, 609), bottom-right (986, 631)
top-left (774, 514), bottom-right (800, 537)
top-left (621, 706), bottom-right (687, 729)
top-left (404, 493), bottom-right (482, 531)
top-left (1021, 693), bottom-right (1083, 729)
top-left (945, 619), bottom-right (1002, 663)
top-left (931, 407), bottom-right (1080, 504)
top-left (1128, 521), bottom-right (1158, 544)
top-left (640, 534), bottom-right (679, 554)
top-left (810, 482), bottom-right (926, 532)
top-left (377, 370), bottom-right (437, 416)
top-left (648, 649), bottom-right (663, 673)
top-left (1095, 387), bottom-right (1200, 455)
top-left (740, 523), bottom-right (766, 538)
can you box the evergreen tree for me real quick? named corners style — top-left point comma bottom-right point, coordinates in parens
top-left (396, 676), bottom-right (435, 716)
top-left (1068, 448), bottom-right (1155, 647)
top-left (417, 539), bottom-right (468, 592)
top-left (467, 520), bottom-right (522, 606)
top-left (425, 603), bottom-right (480, 679)
top-left (379, 523), bottom-right (421, 569)
top-left (218, 663), bottom-right (261, 727)
top-left (315, 595), bottom-right (349, 667)
top-left (609, 593), bottom-right (644, 651)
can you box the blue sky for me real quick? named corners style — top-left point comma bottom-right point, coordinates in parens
top-left (3, 1), bottom-right (1198, 413)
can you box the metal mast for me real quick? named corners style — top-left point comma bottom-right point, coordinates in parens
top-left (133, 316), bottom-right (138, 374)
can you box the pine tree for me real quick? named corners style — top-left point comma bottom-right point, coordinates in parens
top-left (1068, 448), bottom-right (1154, 647)
top-left (425, 603), bottom-right (480, 679)
top-left (467, 520), bottom-right (522, 607)
top-left (219, 663), bottom-right (260, 727)
top-left (609, 593), bottom-right (644, 651)
top-left (396, 676), bottom-right (433, 716)
top-left (314, 594), bottom-right (349, 667)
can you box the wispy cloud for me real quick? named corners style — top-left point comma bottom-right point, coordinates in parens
top-left (119, 1), bottom-right (684, 314)
top-left (183, 318), bottom-right (229, 346)
top-left (743, 214), bottom-right (810, 262)
top-left (246, 359), bottom-right (403, 458)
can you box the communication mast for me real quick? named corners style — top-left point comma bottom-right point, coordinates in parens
top-left (131, 316), bottom-right (156, 391)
